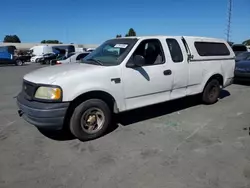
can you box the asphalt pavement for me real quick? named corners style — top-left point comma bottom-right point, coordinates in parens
top-left (0, 63), bottom-right (250, 188)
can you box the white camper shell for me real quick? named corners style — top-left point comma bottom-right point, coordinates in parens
top-left (17, 36), bottom-right (235, 141)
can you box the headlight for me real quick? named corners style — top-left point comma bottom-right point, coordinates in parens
top-left (34, 86), bottom-right (62, 100)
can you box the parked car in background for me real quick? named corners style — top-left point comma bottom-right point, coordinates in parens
top-left (37, 53), bottom-right (60, 65)
top-left (30, 46), bottom-right (60, 62)
top-left (234, 59), bottom-right (250, 81)
top-left (15, 49), bottom-right (32, 62)
top-left (86, 48), bottom-right (95, 52)
top-left (50, 52), bottom-right (76, 65)
top-left (235, 52), bottom-right (250, 62)
top-left (0, 45), bottom-right (24, 66)
top-left (232, 44), bottom-right (248, 56)
top-left (83, 48), bottom-right (96, 52)
top-left (55, 52), bottom-right (90, 65)
top-left (30, 46), bottom-right (55, 56)
top-left (30, 55), bottom-right (44, 63)
top-left (17, 36), bottom-right (235, 141)
top-left (52, 45), bottom-right (75, 54)
top-left (247, 46), bottom-right (250, 52)
top-left (75, 47), bottom-right (84, 53)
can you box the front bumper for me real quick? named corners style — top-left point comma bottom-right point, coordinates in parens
top-left (17, 92), bottom-right (70, 130)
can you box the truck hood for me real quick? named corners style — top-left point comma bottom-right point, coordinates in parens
top-left (24, 63), bottom-right (104, 84)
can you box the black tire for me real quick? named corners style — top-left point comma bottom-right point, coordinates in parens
top-left (69, 99), bottom-right (111, 141)
top-left (15, 59), bottom-right (23, 66)
top-left (35, 59), bottom-right (39, 63)
top-left (202, 79), bottom-right (221, 104)
top-left (45, 59), bottom-right (50, 65)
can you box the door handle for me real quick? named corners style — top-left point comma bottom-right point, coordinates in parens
top-left (163, 69), bottom-right (172, 75)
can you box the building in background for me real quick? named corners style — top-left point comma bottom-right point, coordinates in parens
top-left (0, 43), bottom-right (99, 51)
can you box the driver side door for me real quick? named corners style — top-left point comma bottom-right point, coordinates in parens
top-left (122, 39), bottom-right (173, 110)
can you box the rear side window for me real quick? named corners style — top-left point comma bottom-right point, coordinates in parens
top-left (195, 42), bottom-right (230, 56)
top-left (166, 39), bottom-right (183, 63)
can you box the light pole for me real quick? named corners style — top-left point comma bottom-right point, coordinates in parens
top-left (226, 0), bottom-right (232, 42)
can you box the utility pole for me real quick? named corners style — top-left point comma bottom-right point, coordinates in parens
top-left (226, 0), bottom-right (232, 42)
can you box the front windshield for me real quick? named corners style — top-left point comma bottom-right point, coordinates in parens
top-left (83, 38), bottom-right (138, 66)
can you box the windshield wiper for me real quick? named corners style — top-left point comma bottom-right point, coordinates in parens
top-left (86, 58), bottom-right (103, 66)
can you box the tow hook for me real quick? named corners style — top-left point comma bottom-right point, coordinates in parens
top-left (18, 110), bottom-right (24, 117)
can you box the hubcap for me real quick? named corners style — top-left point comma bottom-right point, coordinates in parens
top-left (80, 108), bottom-right (105, 134)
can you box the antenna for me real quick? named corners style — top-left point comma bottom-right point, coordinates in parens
top-left (226, 0), bottom-right (232, 42)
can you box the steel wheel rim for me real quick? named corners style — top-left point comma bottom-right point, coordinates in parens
top-left (80, 107), bottom-right (105, 134)
top-left (209, 85), bottom-right (218, 99)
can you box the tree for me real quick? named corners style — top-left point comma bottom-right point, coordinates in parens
top-left (41, 40), bottom-right (62, 44)
top-left (125, 28), bottom-right (136, 37)
top-left (243, 39), bottom-right (250, 46)
top-left (3, 35), bottom-right (21, 43)
top-left (116, 34), bottom-right (122, 38)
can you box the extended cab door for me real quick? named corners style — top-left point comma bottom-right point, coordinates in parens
top-left (122, 38), bottom-right (173, 110)
top-left (164, 37), bottom-right (189, 100)
top-left (181, 37), bottom-right (203, 94)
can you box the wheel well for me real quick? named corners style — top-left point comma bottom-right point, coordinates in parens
top-left (63, 91), bottom-right (117, 128)
top-left (207, 74), bottom-right (224, 87)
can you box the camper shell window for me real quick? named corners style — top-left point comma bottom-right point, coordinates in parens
top-left (194, 42), bottom-right (230, 56)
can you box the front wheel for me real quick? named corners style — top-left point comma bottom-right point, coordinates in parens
top-left (202, 79), bottom-right (221, 104)
top-left (69, 99), bottom-right (111, 141)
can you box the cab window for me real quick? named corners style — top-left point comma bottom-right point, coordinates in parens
top-left (132, 39), bottom-right (165, 65)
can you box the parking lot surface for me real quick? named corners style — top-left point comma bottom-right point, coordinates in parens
top-left (0, 63), bottom-right (250, 188)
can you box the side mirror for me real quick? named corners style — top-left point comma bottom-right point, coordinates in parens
top-left (126, 55), bottom-right (145, 68)
top-left (133, 55), bottom-right (145, 66)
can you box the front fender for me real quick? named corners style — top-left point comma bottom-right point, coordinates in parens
top-left (62, 82), bottom-right (126, 112)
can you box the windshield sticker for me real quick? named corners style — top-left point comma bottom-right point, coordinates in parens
top-left (114, 44), bottom-right (128, 48)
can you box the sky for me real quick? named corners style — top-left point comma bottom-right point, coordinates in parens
top-left (1, 0), bottom-right (249, 44)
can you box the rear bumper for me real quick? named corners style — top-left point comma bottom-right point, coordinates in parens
top-left (17, 92), bottom-right (70, 130)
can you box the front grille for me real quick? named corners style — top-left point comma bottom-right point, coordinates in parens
top-left (22, 80), bottom-right (37, 99)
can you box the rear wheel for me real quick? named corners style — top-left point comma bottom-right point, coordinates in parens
top-left (15, 59), bottom-right (23, 66)
top-left (202, 79), bottom-right (221, 104)
top-left (69, 99), bottom-right (111, 141)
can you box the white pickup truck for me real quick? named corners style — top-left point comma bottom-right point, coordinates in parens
top-left (17, 36), bottom-right (235, 141)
